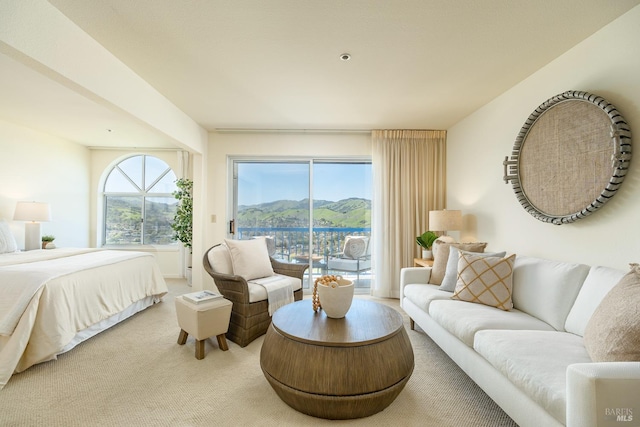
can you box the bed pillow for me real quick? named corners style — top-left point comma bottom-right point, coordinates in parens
top-left (439, 247), bottom-right (507, 292)
top-left (583, 264), bottom-right (640, 362)
top-left (0, 220), bottom-right (18, 254)
top-left (452, 253), bottom-right (516, 311)
top-left (224, 238), bottom-right (274, 281)
top-left (430, 241), bottom-right (487, 285)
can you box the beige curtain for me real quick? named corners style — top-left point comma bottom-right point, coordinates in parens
top-left (371, 130), bottom-right (447, 298)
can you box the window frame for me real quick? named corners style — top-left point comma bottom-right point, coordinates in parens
top-left (102, 154), bottom-right (178, 247)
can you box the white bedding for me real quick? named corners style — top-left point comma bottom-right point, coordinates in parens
top-left (0, 249), bottom-right (168, 389)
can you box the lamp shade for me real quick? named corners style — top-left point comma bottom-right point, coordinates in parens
top-left (13, 202), bottom-right (52, 222)
top-left (429, 210), bottom-right (462, 232)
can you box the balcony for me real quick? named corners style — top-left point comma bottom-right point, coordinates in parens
top-left (237, 227), bottom-right (372, 291)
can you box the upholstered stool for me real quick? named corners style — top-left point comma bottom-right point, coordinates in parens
top-left (175, 296), bottom-right (233, 359)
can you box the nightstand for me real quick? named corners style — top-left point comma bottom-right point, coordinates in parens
top-left (413, 258), bottom-right (434, 268)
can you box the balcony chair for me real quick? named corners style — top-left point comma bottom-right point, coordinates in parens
top-left (327, 235), bottom-right (371, 284)
top-left (203, 241), bottom-right (307, 347)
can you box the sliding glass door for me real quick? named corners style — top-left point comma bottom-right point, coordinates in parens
top-left (231, 158), bottom-right (371, 291)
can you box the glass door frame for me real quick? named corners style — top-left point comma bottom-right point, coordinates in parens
top-left (227, 155), bottom-right (372, 292)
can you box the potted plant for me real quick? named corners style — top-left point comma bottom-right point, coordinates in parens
top-left (41, 235), bottom-right (55, 249)
top-left (416, 231), bottom-right (437, 259)
top-left (171, 178), bottom-right (193, 284)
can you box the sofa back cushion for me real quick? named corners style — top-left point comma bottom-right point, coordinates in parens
top-left (430, 241), bottom-right (487, 285)
top-left (208, 244), bottom-right (234, 275)
top-left (564, 266), bottom-right (626, 336)
top-left (512, 256), bottom-right (590, 331)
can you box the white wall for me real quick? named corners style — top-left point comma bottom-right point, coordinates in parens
top-left (446, 6), bottom-right (640, 270)
top-left (0, 119), bottom-right (90, 249)
top-left (197, 131), bottom-right (371, 289)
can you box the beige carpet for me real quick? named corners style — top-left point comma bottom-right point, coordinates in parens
top-left (0, 280), bottom-right (518, 427)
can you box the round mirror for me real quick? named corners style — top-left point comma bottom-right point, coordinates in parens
top-left (503, 91), bottom-right (631, 225)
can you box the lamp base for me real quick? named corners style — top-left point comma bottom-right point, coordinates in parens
top-left (24, 222), bottom-right (41, 251)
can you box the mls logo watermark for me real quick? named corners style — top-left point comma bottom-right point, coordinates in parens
top-left (604, 407), bottom-right (634, 423)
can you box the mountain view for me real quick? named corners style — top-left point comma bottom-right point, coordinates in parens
top-left (237, 197), bottom-right (371, 229)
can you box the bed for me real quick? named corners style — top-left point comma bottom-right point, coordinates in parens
top-left (0, 247), bottom-right (168, 389)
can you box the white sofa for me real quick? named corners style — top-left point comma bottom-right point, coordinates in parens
top-left (400, 255), bottom-right (640, 427)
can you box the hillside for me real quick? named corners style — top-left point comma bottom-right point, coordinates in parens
top-left (237, 198), bottom-right (371, 228)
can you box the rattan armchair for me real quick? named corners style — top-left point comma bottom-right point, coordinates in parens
top-left (203, 244), bottom-right (307, 347)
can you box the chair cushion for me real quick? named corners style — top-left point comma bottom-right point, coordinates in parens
top-left (247, 275), bottom-right (302, 303)
top-left (207, 244), bottom-right (233, 275)
top-left (224, 238), bottom-right (274, 280)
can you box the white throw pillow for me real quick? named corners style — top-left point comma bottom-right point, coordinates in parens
top-left (0, 220), bottom-right (18, 254)
top-left (343, 236), bottom-right (369, 259)
top-left (207, 244), bottom-right (234, 275)
top-left (224, 238), bottom-right (274, 281)
top-left (440, 247), bottom-right (507, 292)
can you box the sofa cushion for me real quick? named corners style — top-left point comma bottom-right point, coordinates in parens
top-left (430, 241), bottom-right (487, 285)
top-left (564, 266), bottom-right (626, 336)
top-left (512, 256), bottom-right (590, 331)
top-left (402, 283), bottom-right (453, 313)
top-left (474, 330), bottom-right (591, 425)
top-left (583, 264), bottom-right (640, 362)
top-left (429, 299), bottom-right (555, 347)
top-left (440, 247), bottom-right (507, 292)
top-left (452, 253), bottom-right (516, 310)
top-left (224, 238), bottom-right (274, 280)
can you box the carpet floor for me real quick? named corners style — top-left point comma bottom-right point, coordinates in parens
top-left (0, 280), bottom-right (518, 427)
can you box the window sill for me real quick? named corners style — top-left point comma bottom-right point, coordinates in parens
top-left (101, 245), bottom-right (180, 253)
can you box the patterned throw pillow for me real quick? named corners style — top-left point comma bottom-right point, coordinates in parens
top-left (452, 253), bottom-right (516, 311)
top-left (439, 248), bottom-right (507, 292)
top-left (430, 241), bottom-right (487, 285)
top-left (584, 264), bottom-right (640, 362)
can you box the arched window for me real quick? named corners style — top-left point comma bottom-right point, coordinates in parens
top-left (103, 155), bottom-right (178, 245)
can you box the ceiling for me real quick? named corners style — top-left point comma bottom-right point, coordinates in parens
top-left (2, 1), bottom-right (640, 148)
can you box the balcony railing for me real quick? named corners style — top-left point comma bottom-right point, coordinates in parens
top-left (237, 227), bottom-right (372, 289)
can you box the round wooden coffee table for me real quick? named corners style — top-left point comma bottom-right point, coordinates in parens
top-left (260, 299), bottom-right (414, 419)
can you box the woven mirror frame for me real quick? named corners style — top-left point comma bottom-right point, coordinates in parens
top-left (503, 90), bottom-right (632, 225)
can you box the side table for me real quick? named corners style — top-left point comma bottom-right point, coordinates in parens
top-left (175, 296), bottom-right (232, 359)
top-left (413, 258), bottom-right (434, 267)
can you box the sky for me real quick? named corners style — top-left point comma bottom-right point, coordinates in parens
top-left (237, 162), bottom-right (372, 206)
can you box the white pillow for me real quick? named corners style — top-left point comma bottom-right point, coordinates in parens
top-left (439, 247), bottom-right (506, 292)
top-left (207, 244), bottom-right (234, 275)
top-left (0, 220), bottom-right (18, 254)
top-left (224, 238), bottom-right (274, 281)
top-left (343, 236), bottom-right (369, 259)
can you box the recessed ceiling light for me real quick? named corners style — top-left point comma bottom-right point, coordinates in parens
top-left (339, 53), bottom-right (351, 61)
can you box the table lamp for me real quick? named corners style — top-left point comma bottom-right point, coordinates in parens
top-left (13, 201), bottom-right (51, 251)
top-left (429, 210), bottom-right (462, 243)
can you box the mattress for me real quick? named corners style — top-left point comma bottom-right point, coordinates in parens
top-left (0, 248), bottom-right (168, 389)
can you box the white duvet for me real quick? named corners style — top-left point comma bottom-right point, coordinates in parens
top-left (0, 249), bottom-right (168, 389)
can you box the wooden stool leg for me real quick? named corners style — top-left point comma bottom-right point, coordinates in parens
top-left (216, 334), bottom-right (229, 351)
top-left (177, 329), bottom-right (188, 345)
top-left (409, 318), bottom-right (415, 330)
top-left (195, 340), bottom-right (205, 360)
